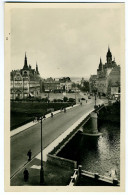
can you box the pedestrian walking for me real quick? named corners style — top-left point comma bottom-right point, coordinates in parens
top-left (51, 112), bottom-right (53, 118)
top-left (23, 168), bottom-right (29, 182)
top-left (80, 102), bottom-right (82, 106)
top-left (64, 108), bottom-right (66, 113)
top-left (27, 149), bottom-right (32, 161)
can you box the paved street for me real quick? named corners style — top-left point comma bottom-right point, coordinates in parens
top-left (11, 97), bottom-right (103, 178)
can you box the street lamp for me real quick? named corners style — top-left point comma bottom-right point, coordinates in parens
top-left (94, 90), bottom-right (97, 107)
top-left (93, 80), bottom-right (97, 109)
top-left (75, 87), bottom-right (77, 103)
top-left (34, 115), bottom-right (44, 185)
top-left (93, 88), bottom-right (97, 109)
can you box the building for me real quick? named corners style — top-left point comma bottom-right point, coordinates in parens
top-left (60, 81), bottom-right (72, 92)
top-left (59, 77), bottom-right (71, 83)
top-left (89, 47), bottom-right (120, 96)
top-left (89, 75), bottom-right (97, 93)
top-left (10, 53), bottom-right (41, 99)
top-left (43, 78), bottom-right (61, 92)
top-left (43, 77), bottom-right (73, 92)
top-left (107, 65), bottom-right (120, 95)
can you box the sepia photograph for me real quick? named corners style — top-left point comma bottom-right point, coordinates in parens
top-left (4, 2), bottom-right (125, 192)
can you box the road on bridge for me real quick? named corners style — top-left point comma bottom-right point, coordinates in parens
top-left (11, 97), bottom-right (103, 177)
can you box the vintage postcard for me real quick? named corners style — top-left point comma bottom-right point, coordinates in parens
top-left (4, 2), bottom-right (125, 192)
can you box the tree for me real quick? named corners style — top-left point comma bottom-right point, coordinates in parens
top-left (72, 82), bottom-right (76, 88)
top-left (77, 81), bottom-right (89, 92)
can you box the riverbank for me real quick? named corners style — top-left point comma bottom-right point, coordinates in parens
top-left (98, 101), bottom-right (120, 123)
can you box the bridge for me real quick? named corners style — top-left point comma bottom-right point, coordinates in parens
top-left (10, 98), bottom-right (108, 185)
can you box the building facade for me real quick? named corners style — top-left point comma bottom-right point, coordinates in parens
top-left (43, 78), bottom-right (61, 92)
top-left (10, 53), bottom-right (41, 99)
top-left (89, 75), bottom-right (97, 93)
top-left (89, 47), bottom-right (120, 96)
top-left (43, 77), bottom-right (73, 92)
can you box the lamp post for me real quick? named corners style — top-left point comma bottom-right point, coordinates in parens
top-left (93, 88), bottom-right (97, 109)
top-left (35, 116), bottom-right (44, 185)
top-left (75, 87), bottom-right (77, 103)
top-left (94, 90), bottom-right (97, 107)
top-left (93, 80), bottom-right (97, 109)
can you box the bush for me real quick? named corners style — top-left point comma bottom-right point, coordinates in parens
top-left (68, 98), bottom-right (75, 102)
top-left (53, 99), bottom-right (57, 102)
top-left (42, 97), bottom-right (48, 102)
top-left (63, 96), bottom-right (68, 102)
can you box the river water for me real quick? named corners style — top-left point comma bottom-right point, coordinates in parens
top-left (58, 121), bottom-right (120, 180)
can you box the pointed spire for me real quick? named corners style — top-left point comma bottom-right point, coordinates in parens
top-left (36, 62), bottom-right (38, 71)
top-left (23, 52), bottom-right (28, 69)
top-left (108, 45), bottom-right (110, 52)
top-left (99, 57), bottom-right (103, 71)
top-left (100, 57), bottom-right (102, 64)
top-left (36, 62), bottom-right (39, 75)
top-left (106, 45), bottom-right (112, 64)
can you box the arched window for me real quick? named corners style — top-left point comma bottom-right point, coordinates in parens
top-left (24, 71), bottom-right (27, 76)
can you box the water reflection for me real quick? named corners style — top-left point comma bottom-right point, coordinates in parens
top-left (80, 122), bottom-right (120, 179)
top-left (58, 122), bottom-right (120, 180)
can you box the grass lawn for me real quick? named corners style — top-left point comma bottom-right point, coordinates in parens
top-left (11, 101), bottom-right (74, 130)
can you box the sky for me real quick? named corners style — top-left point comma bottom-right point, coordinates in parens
top-left (11, 4), bottom-right (124, 79)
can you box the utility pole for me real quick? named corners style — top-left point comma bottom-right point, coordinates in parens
top-left (94, 80), bottom-right (97, 109)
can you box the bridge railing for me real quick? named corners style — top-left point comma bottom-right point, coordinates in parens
top-left (68, 165), bottom-right (120, 186)
top-left (68, 169), bottom-right (78, 186)
top-left (94, 104), bottom-right (105, 112)
top-left (50, 114), bottom-right (91, 156)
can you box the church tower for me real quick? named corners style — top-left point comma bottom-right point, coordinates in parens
top-left (36, 62), bottom-right (39, 75)
top-left (106, 46), bottom-right (112, 64)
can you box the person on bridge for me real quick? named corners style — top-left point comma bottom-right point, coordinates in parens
top-left (27, 149), bottom-right (32, 161)
top-left (43, 114), bottom-right (46, 120)
top-left (23, 168), bottom-right (29, 182)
